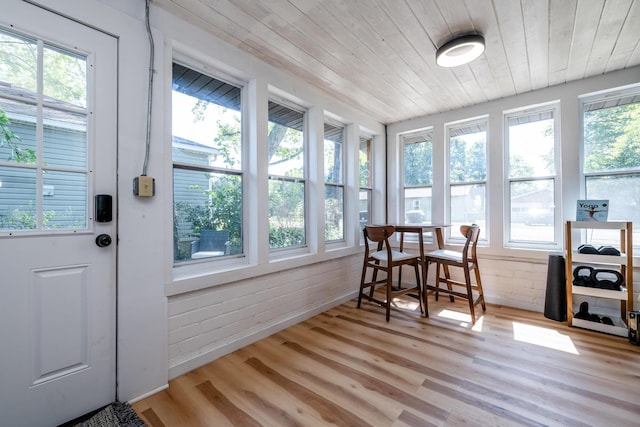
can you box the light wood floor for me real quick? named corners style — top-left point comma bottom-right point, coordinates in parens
top-left (132, 294), bottom-right (640, 427)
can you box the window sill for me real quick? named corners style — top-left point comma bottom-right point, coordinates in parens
top-left (167, 245), bottom-right (362, 296)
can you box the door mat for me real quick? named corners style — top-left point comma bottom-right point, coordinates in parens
top-left (62, 401), bottom-right (146, 427)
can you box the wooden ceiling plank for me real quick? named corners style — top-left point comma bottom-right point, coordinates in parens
top-left (585, 0), bottom-right (633, 77)
top-left (565, 0), bottom-right (605, 81)
top-left (522, 0), bottom-right (549, 91)
top-left (604, 0), bottom-right (640, 73)
top-left (460, 0), bottom-right (516, 102)
top-left (492, 0), bottom-right (532, 95)
top-left (547, 0), bottom-right (577, 86)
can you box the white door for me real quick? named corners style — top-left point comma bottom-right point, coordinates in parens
top-left (0, 2), bottom-right (117, 426)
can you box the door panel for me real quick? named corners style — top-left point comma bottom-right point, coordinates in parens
top-left (0, 2), bottom-right (117, 426)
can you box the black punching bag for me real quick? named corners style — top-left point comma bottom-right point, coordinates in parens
top-left (544, 254), bottom-right (567, 321)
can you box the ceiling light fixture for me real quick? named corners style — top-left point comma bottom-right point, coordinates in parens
top-left (436, 34), bottom-right (485, 67)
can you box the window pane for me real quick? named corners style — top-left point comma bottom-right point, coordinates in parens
top-left (450, 184), bottom-right (486, 238)
top-left (584, 101), bottom-right (640, 173)
top-left (325, 185), bottom-right (343, 241)
top-left (0, 106), bottom-right (37, 165)
top-left (586, 174), bottom-right (640, 244)
top-left (404, 140), bottom-right (432, 186)
top-left (508, 114), bottom-right (554, 178)
top-left (269, 178), bottom-right (305, 248)
top-left (510, 179), bottom-right (554, 242)
top-left (404, 187), bottom-right (432, 224)
top-left (43, 45), bottom-right (86, 107)
top-left (324, 123), bottom-right (343, 184)
top-left (268, 101), bottom-right (304, 178)
top-left (173, 168), bottom-right (242, 261)
top-left (42, 170), bottom-right (87, 229)
top-left (449, 128), bottom-right (486, 182)
top-left (359, 137), bottom-right (371, 187)
top-left (172, 64), bottom-right (242, 169)
top-left (359, 189), bottom-right (371, 232)
top-left (0, 166), bottom-right (36, 230)
top-left (0, 30), bottom-right (37, 93)
top-left (42, 109), bottom-right (87, 168)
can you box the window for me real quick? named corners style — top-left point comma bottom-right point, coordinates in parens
top-left (324, 121), bottom-right (344, 242)
top-left (402, 130), bottom-right (433, 225)
top-left (359, 135), bottom-right (372, 233)
top-left (447, 118), bottom-right (487, 239)
top-left (268, 100), bottom-right (306, 250)
top-left (0, 29), bottom-right (89, 231)
top-left (582, 88), bottom-right (640, 247)
top-left (172, 62), bottom-right (243, 263)
top-left (505, 104), bottom-right (559, 246)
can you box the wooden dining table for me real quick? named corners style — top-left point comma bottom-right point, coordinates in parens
top-left (394, 224), bottom-right (451, 315)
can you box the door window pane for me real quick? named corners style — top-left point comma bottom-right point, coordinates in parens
top-left (0, 166), bottom-right (36, 230)
top-left (43, 170), bottom-right (87, 229)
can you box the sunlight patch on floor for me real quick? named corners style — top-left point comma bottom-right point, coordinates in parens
top-left (512, 322), bottom-right (579, 354)
top-left (392, 298), bottom-right (421, 312)
top-left (435, 309), bottom-right (484, 330)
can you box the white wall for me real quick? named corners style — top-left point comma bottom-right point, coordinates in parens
top-left (387, 67), bottom-right (640, 313)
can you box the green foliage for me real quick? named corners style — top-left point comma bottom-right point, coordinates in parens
top-left (584, 103), bottom-right (640, 172)
top-left (269, 226), bottom-right (305, 248)
top-left (449, 136), bottom-right (486, 182)
top-left (0, 30), bottom-right (86, 106)
top-left (175, 173), bottom-right (242, 249)
top-left (0, 108), bottom-right (35, 163)
top-left (404, 140), bottom-right (432, 186)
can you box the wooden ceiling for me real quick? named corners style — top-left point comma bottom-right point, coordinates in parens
top-left (154, 0), bottom-right (640, 124)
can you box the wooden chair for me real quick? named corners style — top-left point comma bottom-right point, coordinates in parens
top-left (425, 224), bottom-right (486, 324)
top-left (357, 225), bottom-right (423, 321)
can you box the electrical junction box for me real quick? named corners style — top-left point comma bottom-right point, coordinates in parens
top-left (133, 175), bottom-right (155, 197)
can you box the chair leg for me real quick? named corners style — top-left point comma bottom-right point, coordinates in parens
top-left (464, 266), bottom-right (476, 324)
top-left (413, 262), bottom-right (424, 315)
top-left (369, 261), bottom-right (380, 298)
top-left (474, 266), bottom-right (486, 311)
top-left (385, 270), bottom-right (392, 322)
top-left (434, 262), bottom-right (440, 301)
top-left (422, 259), bottom-right (430, 316)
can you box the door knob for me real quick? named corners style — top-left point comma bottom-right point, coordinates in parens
top-left (95, 234), bottom-right (112, 247)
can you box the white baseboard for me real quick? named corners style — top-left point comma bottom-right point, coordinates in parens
top-left (127, 383), bottom-right (169, 404)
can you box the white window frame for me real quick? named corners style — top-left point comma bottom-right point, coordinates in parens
top-left (323, 118), bottom-right (346, 244)
top-left (445, 116), bottom-right (489, 243)
top-left (580, 85), bottom-right (640, 251)
top-left (503, 102), bottom-right (562, 250)
top-left (170, 56), bottom-right (248, 276)
top-left (400, 128), bottom-right (433, 228)
top-left (267, 96), bottom-right (308, 258)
